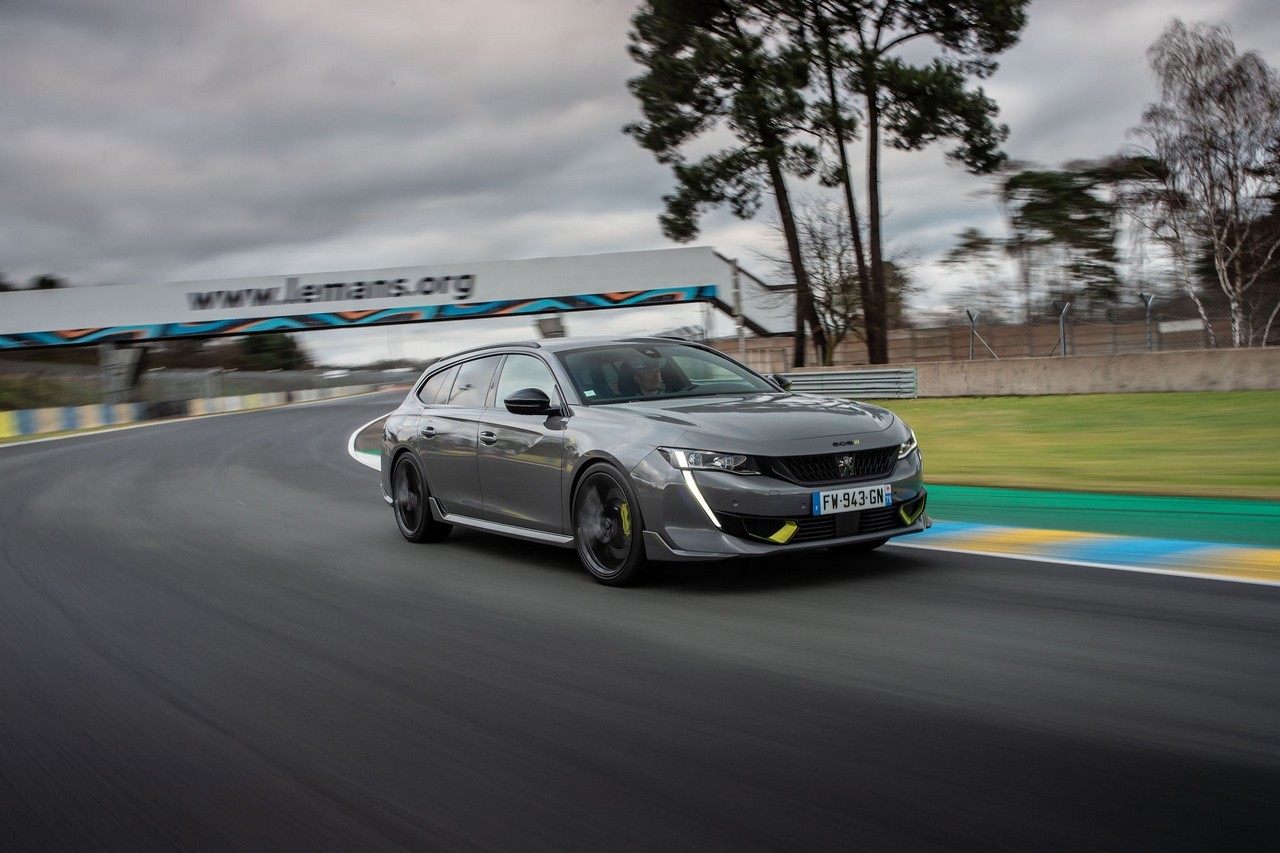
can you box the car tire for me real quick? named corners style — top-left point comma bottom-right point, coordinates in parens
top-left (829, 537), bottom-right (888, 555)
top-left (392, 455), bottom-right (452, 543)
top-left (573, 464), bottom-right (647, 586)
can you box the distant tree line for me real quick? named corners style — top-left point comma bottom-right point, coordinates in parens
top-left (946, 20), bottom-right (1280, 348)
top-left (123, 335), bottom-right (314, 371)
top-left (0, 273), bottom-right (67, 291)
top-left (0, 335), bottom-right (314, 372)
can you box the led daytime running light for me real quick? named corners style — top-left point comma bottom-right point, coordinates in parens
top-left (681, 470), bottom-right (722, 529)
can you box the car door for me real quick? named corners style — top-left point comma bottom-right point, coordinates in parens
top-left (418, 355), bottom-right (501, 518)
top-left (478, 353), bottom-right (569, 533)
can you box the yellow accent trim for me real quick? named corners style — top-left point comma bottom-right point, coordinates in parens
top-left (899, 500), bottom-right (925, 525)
top-left (768, 520), bottom-right (798, 544)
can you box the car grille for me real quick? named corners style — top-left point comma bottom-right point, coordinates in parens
top-left (769, 446), bottom-right (898, 485)
top-left (857, 505), bottom-right (906, 535)
top-left (790, 516), bottom-right (837, 543)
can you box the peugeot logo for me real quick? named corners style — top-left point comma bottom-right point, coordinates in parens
top-left (837, 455), bottom-right (856, 478)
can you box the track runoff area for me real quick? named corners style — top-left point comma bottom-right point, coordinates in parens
top-left (346, 414), bottom-right (1280, 588)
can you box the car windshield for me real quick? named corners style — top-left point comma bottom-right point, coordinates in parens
top-left (556, 342), bottom-right (777, 404)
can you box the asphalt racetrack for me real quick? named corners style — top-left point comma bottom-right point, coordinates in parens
top-left (2, 391), bottom-right (1277, 850)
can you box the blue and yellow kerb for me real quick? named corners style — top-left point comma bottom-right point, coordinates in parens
top-left (904, 521), bottom-right (1280, 585)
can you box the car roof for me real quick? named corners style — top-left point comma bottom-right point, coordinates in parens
top-left (434, 336), bottom-right (708, 363)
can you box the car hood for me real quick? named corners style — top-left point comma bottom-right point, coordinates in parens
top-left (612, 392), bottom-right (899, 453)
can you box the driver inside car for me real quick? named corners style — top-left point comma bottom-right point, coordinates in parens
top-left (631, 357), bottom-right (665, 396)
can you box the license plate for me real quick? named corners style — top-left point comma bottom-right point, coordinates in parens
top-left (811, 484), bottom-right (892, 516)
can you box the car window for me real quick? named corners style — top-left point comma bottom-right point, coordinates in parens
top-left (416, 366), bottom-right (456, 405)
top-left (446, 356), bottom-right (501, 407)
top-left (495, 354), bottom-right (558, 404)
top-left (671, 354), bottom-right (744, 384)
top-left (557, 343), bottom-right (773, 403)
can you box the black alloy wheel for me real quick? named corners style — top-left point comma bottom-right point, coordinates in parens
top-left (573, 466), bottom-right (647, 586)
top-left (393, 455), bottom-right (451, 543)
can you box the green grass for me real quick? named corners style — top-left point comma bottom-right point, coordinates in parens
top-left (885, 391), bottom-right (1280, 500)
top-left (0, 375), bottom-right (100, 410)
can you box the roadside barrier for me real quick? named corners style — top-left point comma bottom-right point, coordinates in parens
top-left (782, 367), bottom-right (918, 399)
top-left (0, 385), bottom-right (381, 440)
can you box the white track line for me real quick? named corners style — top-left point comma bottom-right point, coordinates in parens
top-left (348, 414), bottom-right (390, 470)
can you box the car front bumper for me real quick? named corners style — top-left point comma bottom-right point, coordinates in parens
top-left (629, 449), bottom-right (929, 561)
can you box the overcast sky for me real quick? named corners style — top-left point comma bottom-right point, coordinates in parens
top-left (4, 0), bottom-right (1278, 365)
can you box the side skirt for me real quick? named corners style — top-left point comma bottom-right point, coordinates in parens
top-left (428, 497), bottom-right (575, 548)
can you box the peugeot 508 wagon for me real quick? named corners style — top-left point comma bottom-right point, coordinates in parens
top-left (382, 337), bottom-right (928, 585)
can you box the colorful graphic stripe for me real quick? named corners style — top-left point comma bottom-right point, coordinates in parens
top-left (902, 521), bottom-right (1280, 585)
top-left (0, 286), bottom-right (718, 349)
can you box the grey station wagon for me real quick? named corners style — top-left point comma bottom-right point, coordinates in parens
top-left (382, 337), bottom-right (929, 585)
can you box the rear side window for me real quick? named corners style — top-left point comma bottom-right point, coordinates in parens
top-left (416, 366), bottom-right (456, 405)
top-left (446, 356), bottom-right (501, 407)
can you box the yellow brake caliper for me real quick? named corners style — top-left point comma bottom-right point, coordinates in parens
top-left (619, 502), bottom-right (632, 538)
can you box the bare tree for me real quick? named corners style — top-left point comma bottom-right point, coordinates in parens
top-left (1129, 19), bottom-right (1280, 347)
top-left (761, 197), bottom-right (917, 362)
top-left (788, 197), bottom-right (864, 363)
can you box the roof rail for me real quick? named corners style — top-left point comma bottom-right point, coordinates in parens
top-left (627, 335), bottom-right (717, 351)
top-left (439, 340), bottom-right (542, 361)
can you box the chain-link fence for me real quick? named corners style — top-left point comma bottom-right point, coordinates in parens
top-left (713, 291), bottom-right (1280, 372)
top-left (920, 292), bottom-right (1279, 362)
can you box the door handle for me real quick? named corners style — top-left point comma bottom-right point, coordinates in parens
top-left (420, 425), bottom-right (437, 438)
top-left (479, 431), bottom-right (498, 446)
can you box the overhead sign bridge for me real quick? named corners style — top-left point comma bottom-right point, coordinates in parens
top-left (0, 247), bottom-right (791, 350)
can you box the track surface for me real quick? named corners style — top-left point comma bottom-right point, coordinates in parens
top-left (2, 392), bottom-right (1277, 850)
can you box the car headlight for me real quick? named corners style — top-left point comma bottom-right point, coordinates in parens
top-left (898, 429), bottom-right (918, 459)
top-left (659, 448), bottom-right (761, 475)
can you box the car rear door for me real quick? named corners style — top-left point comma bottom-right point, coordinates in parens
top-left (418, 355), bottom-right (501, 518)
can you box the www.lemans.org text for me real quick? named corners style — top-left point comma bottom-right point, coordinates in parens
top-left (186, 274), bottom-right (476, 310)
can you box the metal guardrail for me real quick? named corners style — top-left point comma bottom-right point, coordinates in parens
top-left (782, 368), bottom-right (918, 399)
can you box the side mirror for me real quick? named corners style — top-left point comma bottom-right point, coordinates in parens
top-left (504, 387), bottom-right (562, 416)
top-left (771, 372), bottom-right (793, 392)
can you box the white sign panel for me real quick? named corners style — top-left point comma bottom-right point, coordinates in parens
top-left (0, 247), bottom-right (792, 348)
